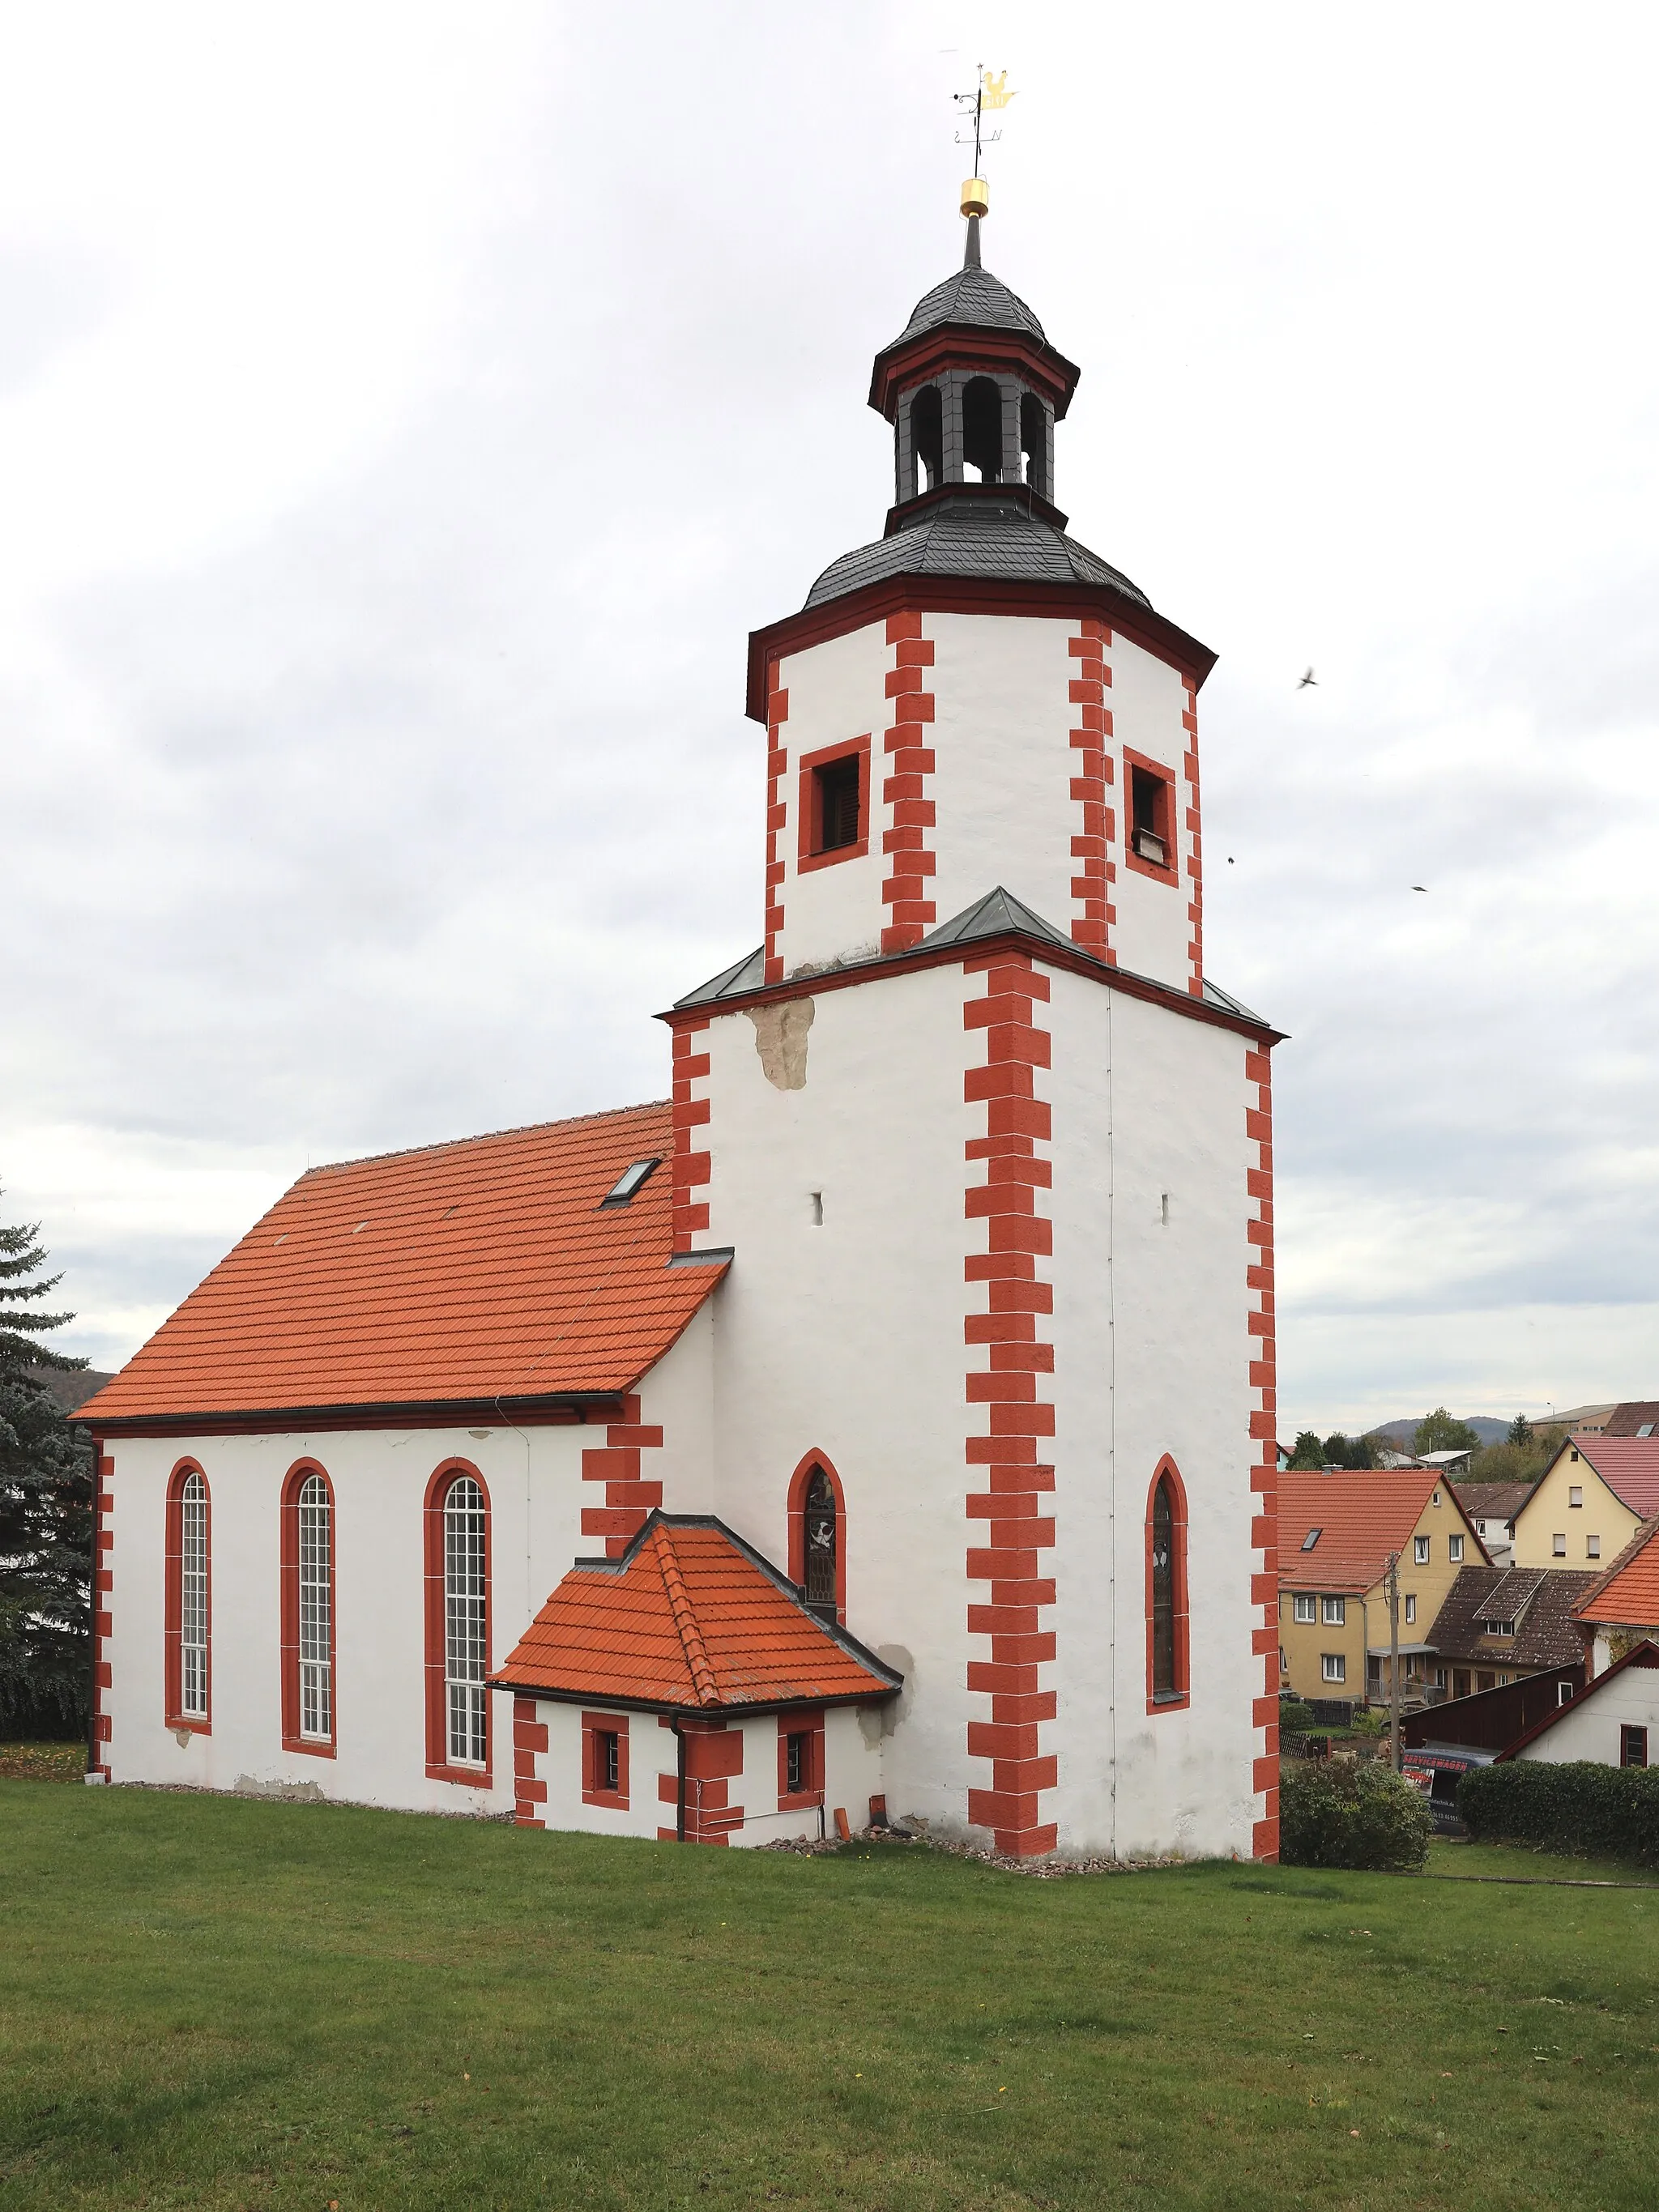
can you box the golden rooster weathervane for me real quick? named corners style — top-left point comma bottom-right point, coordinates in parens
top-left (953, 62), bottom-right (1014, 220)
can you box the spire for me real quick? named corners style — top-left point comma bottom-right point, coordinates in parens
top-left (963, 213), bottom-right (982, 270)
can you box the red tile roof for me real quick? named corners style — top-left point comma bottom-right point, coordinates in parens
top-left (1573, 1515), bottom-right (1659, 1629)
top-left (1571, 1436), bottom-right (1659, 1519)
top-left (496, 1515), bottom-right (902, 1711)
top-left (76, 1105), bottom-right (725, 1428)
top-left (1278, 1466), bottom-right (1488, 1593)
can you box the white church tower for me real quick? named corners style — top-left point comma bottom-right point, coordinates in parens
top-left (669, 201), bottom-right (1283, 1860)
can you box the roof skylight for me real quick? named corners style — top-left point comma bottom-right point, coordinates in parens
top-left (600, 1157), bottom-right (662, 1208)
top-left (1301, 1528), bottom-right (1321, 1552)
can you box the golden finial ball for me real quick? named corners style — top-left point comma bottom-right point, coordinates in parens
top-left (960, 177), bottom-right (990, 219)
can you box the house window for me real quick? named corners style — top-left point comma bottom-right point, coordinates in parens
top-left (1553, 1533), bottom-right (1567, 1557)
top-left (1453, 1669), bottom-right (1471, 1698)
top-left (1126, 755), bottom-right (1175, 872)
top-left (424, 1466), bottom-right (492, 1780)
top-left (1449, 1535), bottom-right (1464, 1562)
top-left (1405, 1595), bottom-right (1417, 1625)
top-left (1321, 1596), bottom-right (1345, 1626)
top-left (1587, 1534), bottom-right (1601, 1559)
top-left (1146, 1463), bottom-right (1190, 1708)
top-left (1433, 1667), bottom-right (1446, 1689)
top-left (797, 740), bottom-right (870, 870)
top-left (1293, 1593), bottom-right (1316, 1624)
top-left (1568, 1485), bottom-right (1583, 1508)
top-left (1558, 1681), bottom-right (1576, 1705)
top-left (1414, 1536), bottom-right (1430, 1564)
top-left (444, 1476), bottom-right (488, 1767)
top-left (165, 1464), bottom-right (211, 1729)
top-left (1322, 1653), bottom-right (1346, 1684)
top-left (1622, 1725), bottom-right (1648, 1768)
top-left (281, 1465), bottom-right (335, 1754)
top-left (778, 1709), bottom-right (825, 1810)
top-left (1481, 1619), bottom-right (1516, 1638)
top-left (582, 1711), bottom-right (630, 1807)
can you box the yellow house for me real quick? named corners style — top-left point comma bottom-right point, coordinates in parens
top-left (1277, 1467), bottom-right (1487, 1707)
top-left (1511, 1436), bottom-right (1659, 1572)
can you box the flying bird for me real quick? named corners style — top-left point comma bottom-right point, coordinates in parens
top-left (1411, 884), bottom-right (1427, 893)
top-left (1298, 667), bottom-right (1317, 688)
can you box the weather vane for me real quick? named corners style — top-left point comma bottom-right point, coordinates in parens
top-left (953, 63), bottom-right (1014, 219)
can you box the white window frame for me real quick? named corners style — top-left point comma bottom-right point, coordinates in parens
top-left (179, 1470), bottom-right (208, 1720)
top-left (1414, 1535), bottom-right (1431, 1564)
top-left (1568, 1485), bottom-right (1583, 1508)
top-left (297, 1473), bottom-right (332, 1742)
top-left (1321, 1652), bottom-right (1346, 1684)
top-left (1293, 1593), bottom-right (1316, 1624)
top-left (1405, 1593), bottom-right (1417, 1625)
top-left (1587, 1534), bottom-right (1601, 1559)
top-left (1553, 1532), bottom-right (1567, 1557)
top-left (1321, 1595), bottom-right (1345, 1626)
top-left (444, 1475), bottom-right (488, 1767)
top-left (1448, 1534), bottom-right (1464, 1562)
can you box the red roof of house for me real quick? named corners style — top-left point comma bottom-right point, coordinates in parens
top-left (75, 1104), bottom-right (725, 1429)
top-left (1569, 1436), bottom-right (1659, 1519)
top-left (1277, 1466), bottom-right (1488, 1593)
top-left (496, 1515), bottom-right (902, 1711)
top-left (1573, 1515), bottom-right (1659, 1630)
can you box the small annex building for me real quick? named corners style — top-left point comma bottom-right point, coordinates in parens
top-left (1571, 1515), bottom-right (1659, 1677)
top-left (1495, 1642), bottom-right (1659, 1771)
top-left (1277, 1468), bottom-right (1486, 1707)
top-left (76, 195), bottom-right (1286, 1860)
top-left (1511, 1436), bottom-right (1659, 1573)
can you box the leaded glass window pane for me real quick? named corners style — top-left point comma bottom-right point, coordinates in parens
top-left (444, 1476), bottom-right (488, 1766)
top-left (179, 1471), bottom-right (207, 1719)
top-left (1151, 1478), bottom-right (1177, 1698)
top-left (297, 1473), bottom-right (332, 1741)
top-left (804, 1468), bottom-right (837, 1617)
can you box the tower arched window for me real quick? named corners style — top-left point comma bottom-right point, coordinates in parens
top-left (1146, 1460), bottom-right (1190, 1711)
top-left (424, 1464), bottom-right (493, 1782)
top-left (788, 1453), bottom-right (846, 1624)
top-left (911, 384), bottom-right (943, 492)
top-left (164, 1463), bottom-right (211, 1729)
top-left (962, 375), bottom-right (1003, 482)
top-left (1020, 393), bottom-right (1050, 500)
top-left (281, 1464), bottom-right (335, 1754)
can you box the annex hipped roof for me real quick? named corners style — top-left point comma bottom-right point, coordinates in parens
top-left (1277, 1466), bottom-right (1488, 1594)
top-left (495, 1515), bottom-right (902, 1712)
top-left (75, 1104), bottom-right (726, 1430)
top-left (1573, 1515), bottom-right (1659, 1630)
top-left (1425, 1566), bottom-right (1600, 1670)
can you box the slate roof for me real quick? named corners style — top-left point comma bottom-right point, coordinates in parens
top-left (1424, 1566), bottom-right (1600, 1669)
top-left (1452, 1480), bottom-right (1535, 1528)
top-left (885, 255), bottom-right (1048, 350)
top-left (494, 1514), bottom-right (903, 1711)
top-left (672, 889), bottom-right (1270, 1029)
top-left (1278, 1466), bottom-right (1487, 1594)
top-left (1560, 1435), bottom-right (1659, 1519)
top-left (804, 491), bottom-right (1149, 612)
top-left (75, 1104), bottom-right (726, 1426)
top-left (1572, 1515), bottom-right (1659, 1629)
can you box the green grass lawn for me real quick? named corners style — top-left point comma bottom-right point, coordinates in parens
top-left (3, 1784), bottom-right (1657, 2210)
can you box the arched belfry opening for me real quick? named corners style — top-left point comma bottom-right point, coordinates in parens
top-left (911, 383), bottom-right (943, 494)
top-left (1021, 391), bottom-right (1051, 501)
top-left (962, 375), bottom-right (1003, 482)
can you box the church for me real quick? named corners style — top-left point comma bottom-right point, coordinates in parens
top-left (79, 191), bottom-right (1282, 1862)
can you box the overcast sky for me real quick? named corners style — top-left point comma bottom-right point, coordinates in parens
top-left (4, 2), bottom-right (1658, 1434)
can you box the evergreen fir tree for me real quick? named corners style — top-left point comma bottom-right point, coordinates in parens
top-left (1288, 1430), bottom-right (1325, 1469)
top-left (1508, 1413), bottom-right (1534, 1449)
top-left (0, 1197), bottom-right (93, 1738)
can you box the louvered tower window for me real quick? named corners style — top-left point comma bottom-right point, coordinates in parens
top-left (297, 1473), bottom-right (332, 1741)
top-left (178, 1471), bottom-right (208, 1720)
top-left (804, 1467), bottom-right (838, 1619)
top-left (1151, 1477), bottom-right (1177, 1698)
top-left (444, 1475), bottom-right (488, 1766)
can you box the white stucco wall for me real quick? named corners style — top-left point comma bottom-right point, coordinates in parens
top-left (1108, 633), bottom-right (1195, 993)
top-left (1514, 1666), bottom-right (1659, 1763)
top-left (774, 620), bottom-right (890, 974)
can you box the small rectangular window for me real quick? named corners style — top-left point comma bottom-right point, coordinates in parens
top-left (1321, 1652), bottom-right (1346, 1684)
top-left (1623, 1726), bottom-right (1648, 1768)
top-left (1568, 1485), bottom-right (1583, 1508)
top-left (599, 1730), bottom-right (620, 1792)
top-left (1553, 1532), bottom-right (1567, 1557)
top-left (1587, 1533), bottom-right (1601, 1559)
top-left (1414, 1536), bottom-right (1430, 1564)
top-left (1448, 1534), bottom-right (1464, 1562)
top-left (1128, 761), bottom-right (1172, 868)
top-left (1293, 1593), bottom-right (1316, 1624)
top-left (813, 754), bottom-right (862, 853)
top-left (1405, 1594), bottom-right (1417, 1625)
top-left (1301, 1528), bottom-right (1321, 1552)
top-left (1321, 1596), bottom-right (1345, 1626)
top-left (786, 1731), bottom-right (809, 1796)
top-left (1558, 1681), bottom-right (1575, 1706)
top-left (1639, 1422), bottom-right (1655, 1438)
top-left (600, 1157), bottom-right (661, 1208)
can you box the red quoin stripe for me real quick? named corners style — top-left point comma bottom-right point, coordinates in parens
top-left (1246, 1042), bottom-right (1281, 1860)
top-left (1067, 619), bottom-right (1116, 960)
top-left (671, 1020), bottom-right (712, 1255)
top-left (963, 948), bottom-right (1059, 1857)
top-left (1183, 680), bottom-right (1204, 997)
top-left (581, 1394), bottom-right (667, 1558)
top-left (880, 612), bottom-right (937, 954)
top-left (513, 1694), bottom-right (548, 1826)
top-left (764, 669), bottom-right (788, 983)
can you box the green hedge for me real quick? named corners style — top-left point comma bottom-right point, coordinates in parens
top-left (1458, 1760), bottom-right (1659, 1868)
top-left (1279, 1756), bottom-right (1431, 1872)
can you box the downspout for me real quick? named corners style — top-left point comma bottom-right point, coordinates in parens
top-left (670, 1714), bottom-right (687, 1841)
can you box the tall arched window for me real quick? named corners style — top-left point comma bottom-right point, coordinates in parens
top-left (424, 1464), bottom-right (492, 1782)
top-left (281, 1463), bottom-right (336, 1754)
top-left (788, 1453), bottom-right (845, 1624)
top-left (911, 384), bottom-right (944, 492)
top-left (1145, 1460), bottom-right (1190, 1711)
top-left (164, 1462), bottom-right (211, 1729)
top-left (962, 375), bottom-right (1003, 482)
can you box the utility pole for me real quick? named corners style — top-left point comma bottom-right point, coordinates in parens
top-left (1384, 1549), bottom-right (1401, 1773)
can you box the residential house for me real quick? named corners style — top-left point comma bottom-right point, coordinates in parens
top-left (1416, 1447), bottom-right (1474, 1479)
top-left (1495, 1642), bottom-right (1659, 1770)
top-left (1546, 1404), bottom-right (1617, 1435)
top-left (1277, 1468), bottom-right (1486, 1707)
top-left (1422, 1565), bottom-right (1597, 1701)
top-left (1449, 1480), bottom-right (1533, 1565)
top-left (1571, 1515), bottom-right (1659, 1677)
top-left (1511, 1436), bottom-right (1659, 1572)
top-left (1604, 1402), bottom-right (1659, 1438)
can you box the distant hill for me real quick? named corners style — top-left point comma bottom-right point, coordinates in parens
top-left (26, 1366), bottom-right (115, 1417)
top-left (1367, 1416), bottom-right (1512, 1450)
